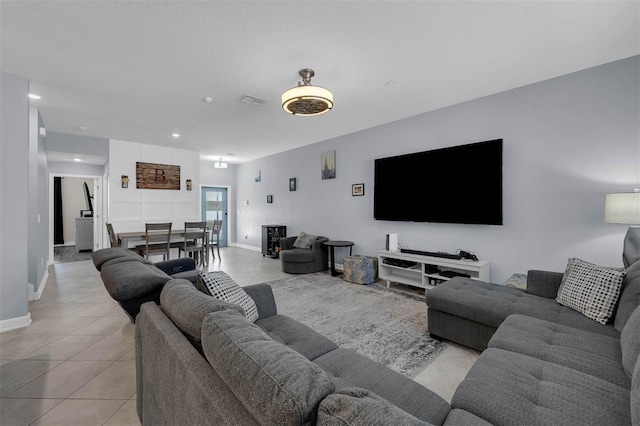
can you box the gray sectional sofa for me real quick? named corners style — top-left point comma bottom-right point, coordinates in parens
top-left (427, 261), bottom-right (640, 425)
top-left (136, 279), bottom-right (460, 425)
top-left (92, 248), bottom-right (198, 321)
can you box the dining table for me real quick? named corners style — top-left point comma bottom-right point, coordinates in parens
top-left (117, 229), bottom-right (189, 249)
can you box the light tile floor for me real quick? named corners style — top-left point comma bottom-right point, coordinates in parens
top-left (0, 247), bottom-right (479, 425)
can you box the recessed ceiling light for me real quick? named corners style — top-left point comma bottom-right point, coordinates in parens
top-left (202, 97), bottom-right (213, 103)
top-left (171, 133), bottom-right (181, 138)
top-left (73, 157), bottom-right (82, 162)
top-left (28, 93), bottom-right (41, 100)
top-left (76, 125), bottom-right (88, 131)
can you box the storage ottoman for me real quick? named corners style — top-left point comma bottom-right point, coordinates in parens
top-left (343, 255), bottom-right (378, 284)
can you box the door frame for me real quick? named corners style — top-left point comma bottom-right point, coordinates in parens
top-left (48, 173), bottom-right (104, 264)
top-left (200, 185), bottom-right (231, 247)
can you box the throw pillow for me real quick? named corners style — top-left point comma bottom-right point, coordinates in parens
top-left (197, 271), bottom-right (259, 322)
top-left (555, 257), bottom-right (626, 325)
top-left (293, 231), bottom-right (317, 249)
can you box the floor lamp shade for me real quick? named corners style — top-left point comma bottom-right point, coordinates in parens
top-left (604, 192), bottom-right (640, 268)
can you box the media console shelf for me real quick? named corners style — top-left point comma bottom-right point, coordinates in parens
top-left (377, 250), bottom-right (490, 291)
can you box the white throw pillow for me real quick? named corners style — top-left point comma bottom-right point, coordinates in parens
top-left (293, 231), bottom-right (318, 249)
top-left (197, 271), bottom-right (259, 322)
top-left (555, 257), bottom-right (626, 325)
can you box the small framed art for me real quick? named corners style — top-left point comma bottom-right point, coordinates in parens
top-left (352, 183), bottom-right (364, 196)
top-left (267, 195), bottom-right (273, 204)
top-left (289, 178), bottom-right (297, 191)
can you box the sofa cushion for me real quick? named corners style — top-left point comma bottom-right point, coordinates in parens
top-left (92, 247), bottom-right (145, 270)
top-left (621, 305), bottom-right (640, 377)
top-left (427, 278), bottom-right (619, 338)
top-left (442, 409), bottom-right (492, 426)
top-left (488, 314), bottom-right (628, 387)
top-left (160, 279), bottom-right (244, 344)
top-left (280, 248), bottom-right (316, 263)
top-left (632, 355), bottom-right (640, 425)
top-left (201, 309), bottom-right (335, 425)
top-left (256, 314), bottom-right (338, 361)
top-left (317, 387), bottom-right (433, 426)
top-left (555, 257), bottom-right (625, 325)
top-left (615, 259), bottom-right (640, 331)
top-left (100, 261), bottom-right (170, 301)
top-left (314, 348), bottom-right (451, 425)
top-left (197, 271), bottom-right (258, 322)
top-left (293, 231), bottom-right (318, 249)
top-left (451, 348), bottom-right (631, 426)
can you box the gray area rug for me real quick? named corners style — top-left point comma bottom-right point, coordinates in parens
top-left (265, 273), bottom-right (446, 378)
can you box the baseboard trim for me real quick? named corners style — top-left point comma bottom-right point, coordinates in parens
top-left (0, 313), bottom-right (32, 333)
top-left (27, 269), bottom-right (49, 301)
top-left (231, 243), bottom-right (260, 252)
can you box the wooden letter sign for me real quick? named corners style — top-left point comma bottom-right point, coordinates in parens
top-left (136, 162), bottom-right (181, 190)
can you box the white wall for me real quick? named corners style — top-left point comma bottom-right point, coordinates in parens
top-left (0, 72), bottom-right (30, 329)
top-left (60, 177), bottom-right (94, 244)
top-left (108, 140), bottom-right (200, 239)
top-left (235, 56), bottom-right (640, 283)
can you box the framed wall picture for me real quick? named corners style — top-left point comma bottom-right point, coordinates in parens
top-left (267, 194), bottom-right (273, 204)
top-left (136, 162), bottom-right (180, 190)
top-left (321, 150), bottom-right (336, 180)
top-left (289, 178), bottom-right (297, 191)
top-left (352, 183), bottom-right (364, 196)
top-left (255, 169), bottom-right (261, 182)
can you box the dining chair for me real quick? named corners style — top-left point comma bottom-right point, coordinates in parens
top-left (106, 223), bottom-right (119, 247)
top-left (206, 219), bottom-right (223, 261)
top-left (137, 222), bottom-right (172, 261)
top-left (179, 221), bottom-right (207, 266)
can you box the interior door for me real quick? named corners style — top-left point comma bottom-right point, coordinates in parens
top-left (201, 187), bottom-right (228, 247)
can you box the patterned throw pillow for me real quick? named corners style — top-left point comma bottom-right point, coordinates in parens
top-left (197, 271), bottom-right (259, 322)
top-left (293, 231), bottom-right (317, 249)
top-left (556, 257), bottom-right (626, 325)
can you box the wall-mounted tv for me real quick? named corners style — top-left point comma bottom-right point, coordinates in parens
top-left (374, 139), bottom-right (503, 225)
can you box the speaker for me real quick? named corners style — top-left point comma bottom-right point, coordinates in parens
top-left (388, 233), bottom-right (398, 252)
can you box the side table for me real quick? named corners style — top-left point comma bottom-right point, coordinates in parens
top-left (323, 240), bottom-right (354, 277)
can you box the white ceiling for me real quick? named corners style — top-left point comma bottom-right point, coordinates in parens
top-left (1, 1), bottom-right (638, 165)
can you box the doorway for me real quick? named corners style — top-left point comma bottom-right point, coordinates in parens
top-left (49, 174), bottom-right (103, 263)
top-left (201, 186), bottom-right (228, 247)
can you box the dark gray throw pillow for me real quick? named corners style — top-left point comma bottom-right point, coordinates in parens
top-left (615, 259), bottom-right (640, 331)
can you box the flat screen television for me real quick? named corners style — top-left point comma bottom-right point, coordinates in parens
top-left (374, 139), bottom-right (503, 225)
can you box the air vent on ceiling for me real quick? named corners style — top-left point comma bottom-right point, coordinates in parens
top-left (238, 94), bottom-right (267, 106)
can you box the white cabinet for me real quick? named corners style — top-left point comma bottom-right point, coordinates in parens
top-left (377, 250), bottom-right (490, 291)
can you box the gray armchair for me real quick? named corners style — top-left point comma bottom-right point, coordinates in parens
top-left (279, 235), bottom-right (329, 274)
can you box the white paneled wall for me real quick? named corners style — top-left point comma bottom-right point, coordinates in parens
top-left (108, 140), bottom-right (200, 238)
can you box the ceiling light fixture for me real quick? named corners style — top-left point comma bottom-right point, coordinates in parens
top-left (214, 158), bottom-right (228, 169)
top-left (73, 157), bottom-right (82, 162)
top-left (171, 133), bottom-right (181, 138)
top-left (282, 68), bottom-right (333, 116)
top-left (28, 93), bottom-right (41, 100)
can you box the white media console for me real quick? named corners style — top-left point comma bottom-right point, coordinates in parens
top-left (378, 250), bottom-right (490, 291)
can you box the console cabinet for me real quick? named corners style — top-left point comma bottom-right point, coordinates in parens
top-left (261, 225), bottom-right (286, 258)
top-left (377, 250), bottom-right (490, 291)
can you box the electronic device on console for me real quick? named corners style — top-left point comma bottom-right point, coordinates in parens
top-left (400, 248), bottom-right (462, 260)
top-left (382, 258), bottom-right (418, 268)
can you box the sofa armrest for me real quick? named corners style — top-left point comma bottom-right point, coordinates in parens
top-left (155, 258), bottom-right (196, 276)
top-left (280, 236), bottom-right (297, 251)
top-left (525, 270), bottom-right (564, 299)
top-left (243, 284), bottom-right (278, 319)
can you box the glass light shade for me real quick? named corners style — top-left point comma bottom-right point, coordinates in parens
top-left (604, 193), bottom-right (640, 224)
top-left (214, 161), bottom-right (228, 169)
top-left (282, 85), bottom-right (333, 116)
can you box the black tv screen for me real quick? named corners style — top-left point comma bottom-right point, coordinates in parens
top-left (374, 139), bottom-right (503, 225)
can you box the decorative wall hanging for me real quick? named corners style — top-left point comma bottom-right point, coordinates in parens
top-left (321, 150), bottom-right (336, 180)
top-left (121, 175), bottom-right (129, 188)
top-left (352, 183), bottom-right (364, 196)
top-left (289, 178), bottom-right (297, 191)
top-left (255, 169), bottom-right (261, 182)
top-left (267, 195), bottom-right (273, 204)
top-left (186, 179), bottom-right (192, 191)
top-left (136, 162), bottom-right (180, 190)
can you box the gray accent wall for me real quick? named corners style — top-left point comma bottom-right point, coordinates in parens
top-left (0, 72), bottom-right (30, 323)
top-left (236, 56), bottom-right (640, 283)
